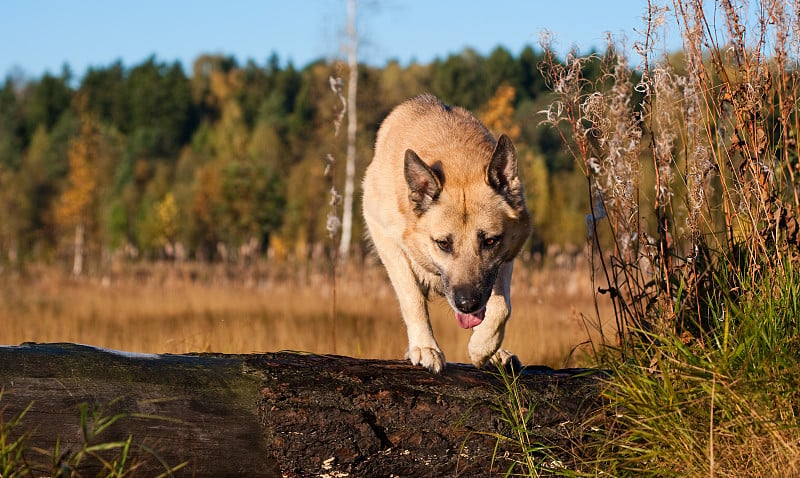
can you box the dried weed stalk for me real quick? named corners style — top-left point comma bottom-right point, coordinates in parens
top-left (542, 0), bottom-right (800, 349)
top-left (326, 74), bottom-right (347, 353)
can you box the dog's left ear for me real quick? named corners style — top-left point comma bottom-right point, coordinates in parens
top-left (487, 134), bottom-right (525, 211)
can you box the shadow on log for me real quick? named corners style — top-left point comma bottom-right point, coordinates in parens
top-left (0, 343), bottom-right (605, 477)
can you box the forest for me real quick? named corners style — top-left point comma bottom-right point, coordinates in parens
top-left (0, 45), bottom-right (601, 273)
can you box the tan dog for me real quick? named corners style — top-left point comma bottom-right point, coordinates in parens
top-left (362, 94), bottom-right (531, 373)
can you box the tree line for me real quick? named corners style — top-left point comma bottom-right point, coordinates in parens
top-left (0, 46), bottom-right (603, 273)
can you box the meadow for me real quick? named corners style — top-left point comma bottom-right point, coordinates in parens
top-left (0, 259), bottom-right (614, 368)
top-left (5, 0), bottom-right (800, 475)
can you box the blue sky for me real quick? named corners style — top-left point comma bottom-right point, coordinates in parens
top-left (1, 1), bottom-right (683, 81)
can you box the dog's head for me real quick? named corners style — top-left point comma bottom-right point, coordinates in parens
top-left (403, 134), bottom-right (531, 329)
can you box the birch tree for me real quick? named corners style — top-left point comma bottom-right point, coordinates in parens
top-left (56, 100), bottom-right (98, 276)
top-left (337, 0), bottom-right (358, 262)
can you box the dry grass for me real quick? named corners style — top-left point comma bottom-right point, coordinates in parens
top-left (0, 260), bottom-right (614, 368)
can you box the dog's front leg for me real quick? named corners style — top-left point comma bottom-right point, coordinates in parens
top-left (400, 283), bottom-right (446, 374)
top-left (392, 263), bottom-right (445, 373)
top-left (369, 227), bottom-right (445, 373)
top-left (468, 261), bottom-right (519, 369)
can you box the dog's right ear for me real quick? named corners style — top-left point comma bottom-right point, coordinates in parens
top-left (404, 149), bottom-right (441, 214)
top-left (487, 134), bottom-right (525, 212)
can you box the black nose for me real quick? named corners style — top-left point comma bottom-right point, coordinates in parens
top-left (453, 286), bottom-right (482, 313)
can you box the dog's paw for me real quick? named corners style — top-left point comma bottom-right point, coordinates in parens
top-left (489, 349), bottom-right (523, 373)
top-left (468, 347), bottom-right (494, 369)
top-left (406, 346), bottom-right (446, 373)
top-left (468, 335), bottom-right (501, 369)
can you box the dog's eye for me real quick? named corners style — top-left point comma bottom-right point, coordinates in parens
top-left (434, 238), bottom-right (453, 253)
top-left (482, 236), bottom-right (502, 249)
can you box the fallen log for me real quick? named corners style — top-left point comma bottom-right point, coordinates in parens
top-left (0, 343), bottom-right (605, 477)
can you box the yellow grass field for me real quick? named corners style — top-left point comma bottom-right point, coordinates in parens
top-left (0, 261), bottom-right (615, 368)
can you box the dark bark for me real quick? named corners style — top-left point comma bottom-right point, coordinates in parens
top-left (0, 343), bottom-right (605, 477)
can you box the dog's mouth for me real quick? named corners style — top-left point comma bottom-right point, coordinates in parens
top-left (456, 306), bottom-right (486, 329)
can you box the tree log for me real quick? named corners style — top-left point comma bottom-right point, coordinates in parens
top-left (0, 343), bottom-right (604, 477)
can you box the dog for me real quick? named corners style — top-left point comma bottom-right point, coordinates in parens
top-left (362, 94), bottom-right (531, 373)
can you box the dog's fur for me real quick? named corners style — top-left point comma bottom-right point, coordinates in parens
top-left (362, 94), bottom-right (531, 373)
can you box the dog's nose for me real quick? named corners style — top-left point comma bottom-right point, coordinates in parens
top-left (454, 286), bottom-right (482, 313)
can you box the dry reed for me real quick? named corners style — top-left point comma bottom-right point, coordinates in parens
top-left (0, 261), bottom-right (614, 368)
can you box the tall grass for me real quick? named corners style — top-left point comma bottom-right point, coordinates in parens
top-left (492, 0), bottom-right (800, 475)
top-left (594, 263), bottom-right (800, 476)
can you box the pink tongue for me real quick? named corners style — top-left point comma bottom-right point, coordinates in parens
top-left (456, 307), bottom-right (486, 329)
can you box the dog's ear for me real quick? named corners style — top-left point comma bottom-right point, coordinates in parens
top-left (404, 149), bottom-right (441, 214)
top-left (487, 134), bottom-right (525, 211)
